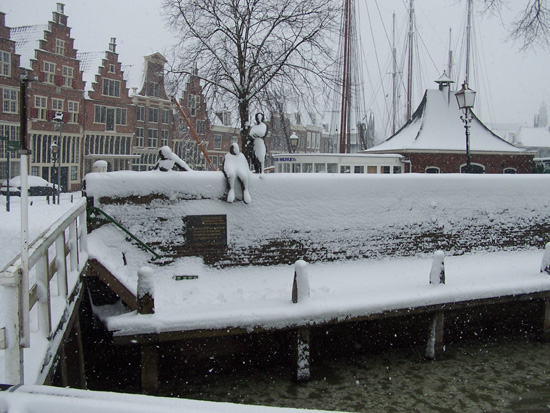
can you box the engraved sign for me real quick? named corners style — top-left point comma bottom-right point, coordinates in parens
top-left (185, 214), bottom-right (227, 249)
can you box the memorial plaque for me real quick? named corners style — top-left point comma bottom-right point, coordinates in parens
top-left (185, 214), bottom-right (227, 249)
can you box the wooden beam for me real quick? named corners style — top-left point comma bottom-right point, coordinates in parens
top-left (141, 344), bottom-right (158, 394)
top-left (87, 259), bottom-right (137, 310)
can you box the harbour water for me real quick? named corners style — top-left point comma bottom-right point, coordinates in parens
top-left (82, 300), bottom-right (550, 412)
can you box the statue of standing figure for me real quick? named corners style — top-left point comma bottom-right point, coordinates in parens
top-left (249, 113), bottom-right (268, 173)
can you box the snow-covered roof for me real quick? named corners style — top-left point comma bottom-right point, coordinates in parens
top-left (367, 88), bottom-right (527, 154)
top-left (515, 127), bottom-right (550, 148)
top-left (77, 51), bottom-right (105, 98)
top-left (10, 24), bottom-right (48, 69)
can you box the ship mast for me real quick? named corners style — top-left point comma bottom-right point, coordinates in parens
top-left (339, 0), bottom-right (352, 153)
top-left (392, 12), bottom-right (398, 135)
top-left (406, 0), bottom-right (414, 121)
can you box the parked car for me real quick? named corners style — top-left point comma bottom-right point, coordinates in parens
top-left (0, 176), bottom-right (58, 196)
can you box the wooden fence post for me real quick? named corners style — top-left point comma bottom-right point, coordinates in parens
top-left (426, 251), bottom-right (445, 360)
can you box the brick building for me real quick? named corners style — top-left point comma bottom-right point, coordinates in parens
top-left (79, 38), bottom-right (135, 175)
top-left (366, 81), bottom-right (535, 174)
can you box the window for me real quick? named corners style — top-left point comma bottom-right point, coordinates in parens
top-left (94, 105), bottom-right (106, 123)
top-left (196, 120), bottom-right (205, 134)
top-left (292, 163), bottom-right (301, 173)
top-left (503, 167), bottom-right (517, 174)
top-left (62, 66), bottom-right (73, 87)
top-left (102, 78), bottom-right (120, 97)
top-left (354, 165), bottom-right (364, 174)
top-left (115, 108), bottom-right (127, 125)
top-left (231, 136), bottom-right (238, 144)
top-left (393, 166), bottom-right (402, 174)
top-left (137, 105), bottom-right (145, 121)
top-left (367, 165), bottom-right (377, 174)
top-left (44, 62), bottom-right (55, 84)
top-left (303, 163), bottom-right (313, 173)
top-left (148, 128), bottom-right (158, 147)
top-left (425, 167), bottom-right (440, 174)
top-left (109, 64), bottom-right (115, 73)
top-left (188, 94), bottom-right (200, 116)
top-left (68, 101), bottom-right (79, 123)
top-left (340, 165), bottom-right (351, 174)
top-left (149, 82), bottom-right (160, 97)
top-left (35, 96), bottom-right (47, 120)
top-left (3, 89), bottom-right (17, 113)
top-left (214, 134), bottom-right (222, 149)
top-left (71, 166), bottom-right (77, 181)
top-left (161, 130), bottom-right (169, 146)
top-left (55, 39), bottom-right (65, 55)
top-left (0, 51), bottom-right (10, 77)
top-left (52, 98), bottom-right (63, 112)
top-left (382, 166), bottom-right (391, 174)
top-left (162, 109), bottom-right (170, 124)
top-left (315, 163), bottom-right (326, 173)
top-left (327, 163), bottom-right (338, 173)
top-left (148, 107), bottom-right (158, 123)
top-left (136, 127), bottom-right (144, 147)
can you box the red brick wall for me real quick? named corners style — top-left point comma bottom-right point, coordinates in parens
top-left (405, 152), bottom-right (534, 174)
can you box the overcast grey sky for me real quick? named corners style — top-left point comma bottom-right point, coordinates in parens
top-left (3, 0), bottom-right (549, 132)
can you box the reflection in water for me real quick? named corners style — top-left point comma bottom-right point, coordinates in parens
top-left (171, 337), bottom-right (550, 412)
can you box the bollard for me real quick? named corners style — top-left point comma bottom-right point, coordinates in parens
top-left (426, 251), bottom-right (445, 360)
top-left (541, 242), bottom-right (550, 275)
top-left (292, 259), bottom-right (309, 304)
top-left (137, 266), bottom-right (155, 314)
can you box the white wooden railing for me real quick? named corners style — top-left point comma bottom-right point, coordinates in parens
top-left (0, 198), bottom-right (88, 385)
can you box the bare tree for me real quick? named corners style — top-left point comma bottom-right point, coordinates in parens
top-left (480, 0), bottom-right (550, 49)
top-left (162, 0), bottom-right (340, 160)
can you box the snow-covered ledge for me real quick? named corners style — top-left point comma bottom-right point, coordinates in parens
top-left (84, 171), bottom-right (550, 266)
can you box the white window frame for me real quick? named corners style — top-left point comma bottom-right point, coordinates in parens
top-left (35, 96), bottom-right (47, 120)
top-left (102, 78), bottom-right (120, 97)
top-left (52, 98), bottom-right (63, 112)
top-left (62, 66), bottom-right (73, 87)
top-left (68, 101), bottom-right (79, 123)
top-left (55, 38), bottom-right (65, 55)
top-left (3, 88), bottom-right (17, 113)
top-left (147, 128), bottom-right (158, 147)
top-left (135, 127), bottom-right (144, 148)
top-left (161, 129), bottom-right (169, 146)
top-left (0, 51), bottom-right (10, 77)
top-left (44, 61), bottom-right (56, 84)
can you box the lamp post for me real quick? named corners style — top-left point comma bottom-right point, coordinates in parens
top-left (289, 132), bottom-right (299, 153)
top-left (50, 140), bottom-right (59, 204)
top-left (52, 111), bottom-right (63, 203)
top-left (455, 82), bottom-right (476, 173)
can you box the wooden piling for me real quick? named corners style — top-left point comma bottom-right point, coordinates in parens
top-left (141, 343), bottom-right (158, 394)
top-left (291, 328), bottom-right (310, 383)
top-left (542, 297), bottom-right (550, 342)
top-left (426, 251), bottom-right (445, 360)
top-left (291, 260), bottom-right (310, 381)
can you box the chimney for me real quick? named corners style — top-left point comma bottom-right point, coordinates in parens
top-left (109, 37), bottom-right (117, 53)
top-left (57, 3), bottom-right (65, 14)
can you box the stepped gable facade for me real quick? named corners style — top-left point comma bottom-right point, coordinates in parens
top-left (0, 11), bottom-right (22, 179)
top-left (78, 38), bottom-right (136, 175)
top-left (8, 3), bottom-right (85, 190)
top-left (366, 82), bottom-right (536, 174)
